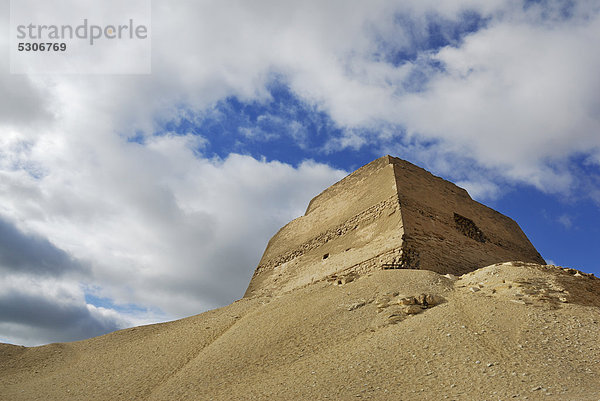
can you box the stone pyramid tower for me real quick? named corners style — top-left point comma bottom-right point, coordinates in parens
top-left (244, 156), bottom-right (545, 297)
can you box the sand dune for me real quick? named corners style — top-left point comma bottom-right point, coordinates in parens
top-left (2, 261), bottom-right (599, 400)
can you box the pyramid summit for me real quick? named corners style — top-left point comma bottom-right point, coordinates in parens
top-left (245, 155), bottom-right (545, 297)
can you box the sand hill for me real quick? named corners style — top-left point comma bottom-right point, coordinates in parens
top-left (1, 157), bottom-right (599, 400)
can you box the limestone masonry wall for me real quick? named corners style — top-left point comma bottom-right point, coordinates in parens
top-left (244, 193), bottom-right (404, 297)
top-left (304, 156), bottom-right (393, 215)
top-left (244, 156), bottom-right (545, 298)
top-left (252, 195), bottom-right (401, 276)
top-left (258, 157), bottom-right (398, 266)
top-left (245, 160), bottom-right (404, 297)
top-left (390, 158), bottom-right (545, 276)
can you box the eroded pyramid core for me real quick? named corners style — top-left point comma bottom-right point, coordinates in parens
top-left (244, 156), bottom-right (545, 297)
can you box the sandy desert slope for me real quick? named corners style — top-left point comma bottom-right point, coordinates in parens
top-left (1, 262), bottom-right (599, 400)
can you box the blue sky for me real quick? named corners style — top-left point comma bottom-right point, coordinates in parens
top-left (1, 0), bottom-right (599, 346)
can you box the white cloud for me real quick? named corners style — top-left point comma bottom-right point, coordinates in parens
top-left (455, 179), bottom-right (501, 201)
top-left (557, 214), bottom-right (573, 229)
top-left (396, 13), bottom-right (600, 189)
top-left (0, 120), bottom-right (346, 342)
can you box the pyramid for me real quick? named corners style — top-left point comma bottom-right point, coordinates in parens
top-left (245, 156), bottom-right (545, 297)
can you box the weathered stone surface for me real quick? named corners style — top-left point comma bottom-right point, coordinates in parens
top-left (425, 294), bottom-right (445, 306)
top-left (244, 156), bottom-right (545, 297)
top-left (403, 305), bottom-right (426, 315)
top-left (398, 296), bottom-right (418, 305)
